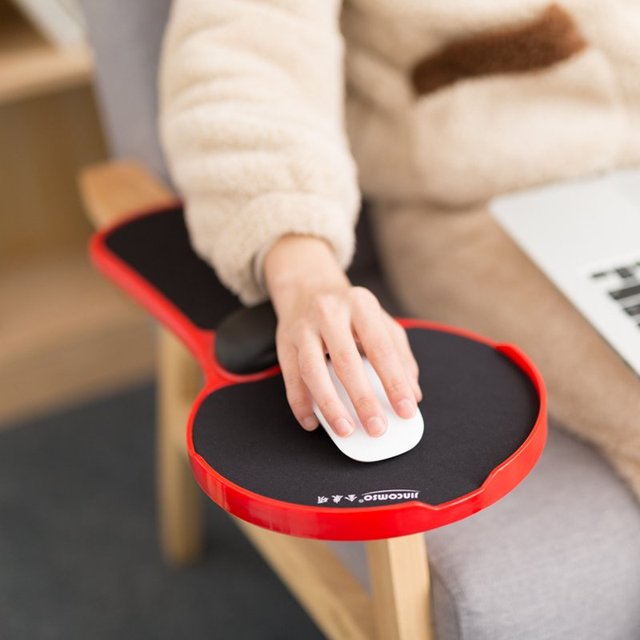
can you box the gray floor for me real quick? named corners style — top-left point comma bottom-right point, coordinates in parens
top-left (0, 383), bottom-right (323, 640)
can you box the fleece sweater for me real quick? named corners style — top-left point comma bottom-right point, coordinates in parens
top-left (160, 0), bottom-right (640, 304)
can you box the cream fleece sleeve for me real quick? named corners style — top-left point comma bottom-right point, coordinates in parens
top-left (159, 0), bottom-right (360, 305)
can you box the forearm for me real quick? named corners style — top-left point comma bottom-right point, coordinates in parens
top-left (159, 0), bottom-right (359, 305)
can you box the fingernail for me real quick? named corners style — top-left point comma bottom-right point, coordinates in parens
top-left (302, 416), bottom-right (318, 430)
top-left (397, 398), bottom-right (416, 419)
top-left (335, 417), bottom-right (353, 437)
top-left (367, 416), bottom-right (386, 437)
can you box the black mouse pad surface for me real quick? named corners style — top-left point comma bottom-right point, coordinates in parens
top-left (192, 328), bottom-right (539, 508)
top-left (105, 207), bottom-right (240, 329)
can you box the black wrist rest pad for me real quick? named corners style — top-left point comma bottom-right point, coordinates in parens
top-left (91, 206), bottom-right (547, 540)
top-left (102, 206), bottom-right (240, 330)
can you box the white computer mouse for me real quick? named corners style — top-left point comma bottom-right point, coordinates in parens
top-left (312, 357), bottom-right (424, 462)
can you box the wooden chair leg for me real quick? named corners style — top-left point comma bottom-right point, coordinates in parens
top-left (366, 534), bottom-right (433, 640)
top-left (156, 328), bottom-right (204, 566)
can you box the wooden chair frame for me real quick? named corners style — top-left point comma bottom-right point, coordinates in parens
top-left (79, 160), bottom-right (433, 640)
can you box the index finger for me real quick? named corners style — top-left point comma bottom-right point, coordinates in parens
top-left (352, 304), bottom-right (417, 420)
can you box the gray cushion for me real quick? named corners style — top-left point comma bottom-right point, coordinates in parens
top-left (329, 425), bottom-right (640, 639)
top-left (81, 0), bottom-right (172, 182)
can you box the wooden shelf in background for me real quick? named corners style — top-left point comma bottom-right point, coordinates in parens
top-left (0, 1), bottom-right (92, 104)
top-left (0, 248), bottom-right (155, 427)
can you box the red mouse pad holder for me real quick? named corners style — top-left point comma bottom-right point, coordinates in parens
top-left (91, 206), bottom-right (547, 541)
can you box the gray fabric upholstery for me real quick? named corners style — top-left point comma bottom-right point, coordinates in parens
top-left (82, 3), bottom-right (640, 638)
top-left (82, 0), bottom-right (172, 182)
top-left (330, 426), bottom-right (640, 639)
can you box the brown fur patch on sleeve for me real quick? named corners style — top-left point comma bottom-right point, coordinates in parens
top-left (412, 4), bottom-right (587, 96)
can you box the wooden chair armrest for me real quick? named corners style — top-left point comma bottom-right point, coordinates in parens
top-left (78, 160), bottom-right (177, 230)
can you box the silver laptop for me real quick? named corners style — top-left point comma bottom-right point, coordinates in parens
top-left (490, 168), bottom-right (640, 376)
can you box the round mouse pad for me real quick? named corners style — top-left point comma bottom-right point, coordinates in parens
top-left (189, 325), bottom-right (545, 540)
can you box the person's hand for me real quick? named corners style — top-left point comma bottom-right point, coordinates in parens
top-left (263, 234), bottom-right (422, 438)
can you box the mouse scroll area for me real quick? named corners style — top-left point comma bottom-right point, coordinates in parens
top-left (312, 358), bottom-right (424, 462)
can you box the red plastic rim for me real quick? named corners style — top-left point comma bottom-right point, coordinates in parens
top-left (91, 207), bottom-right (548, 541)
